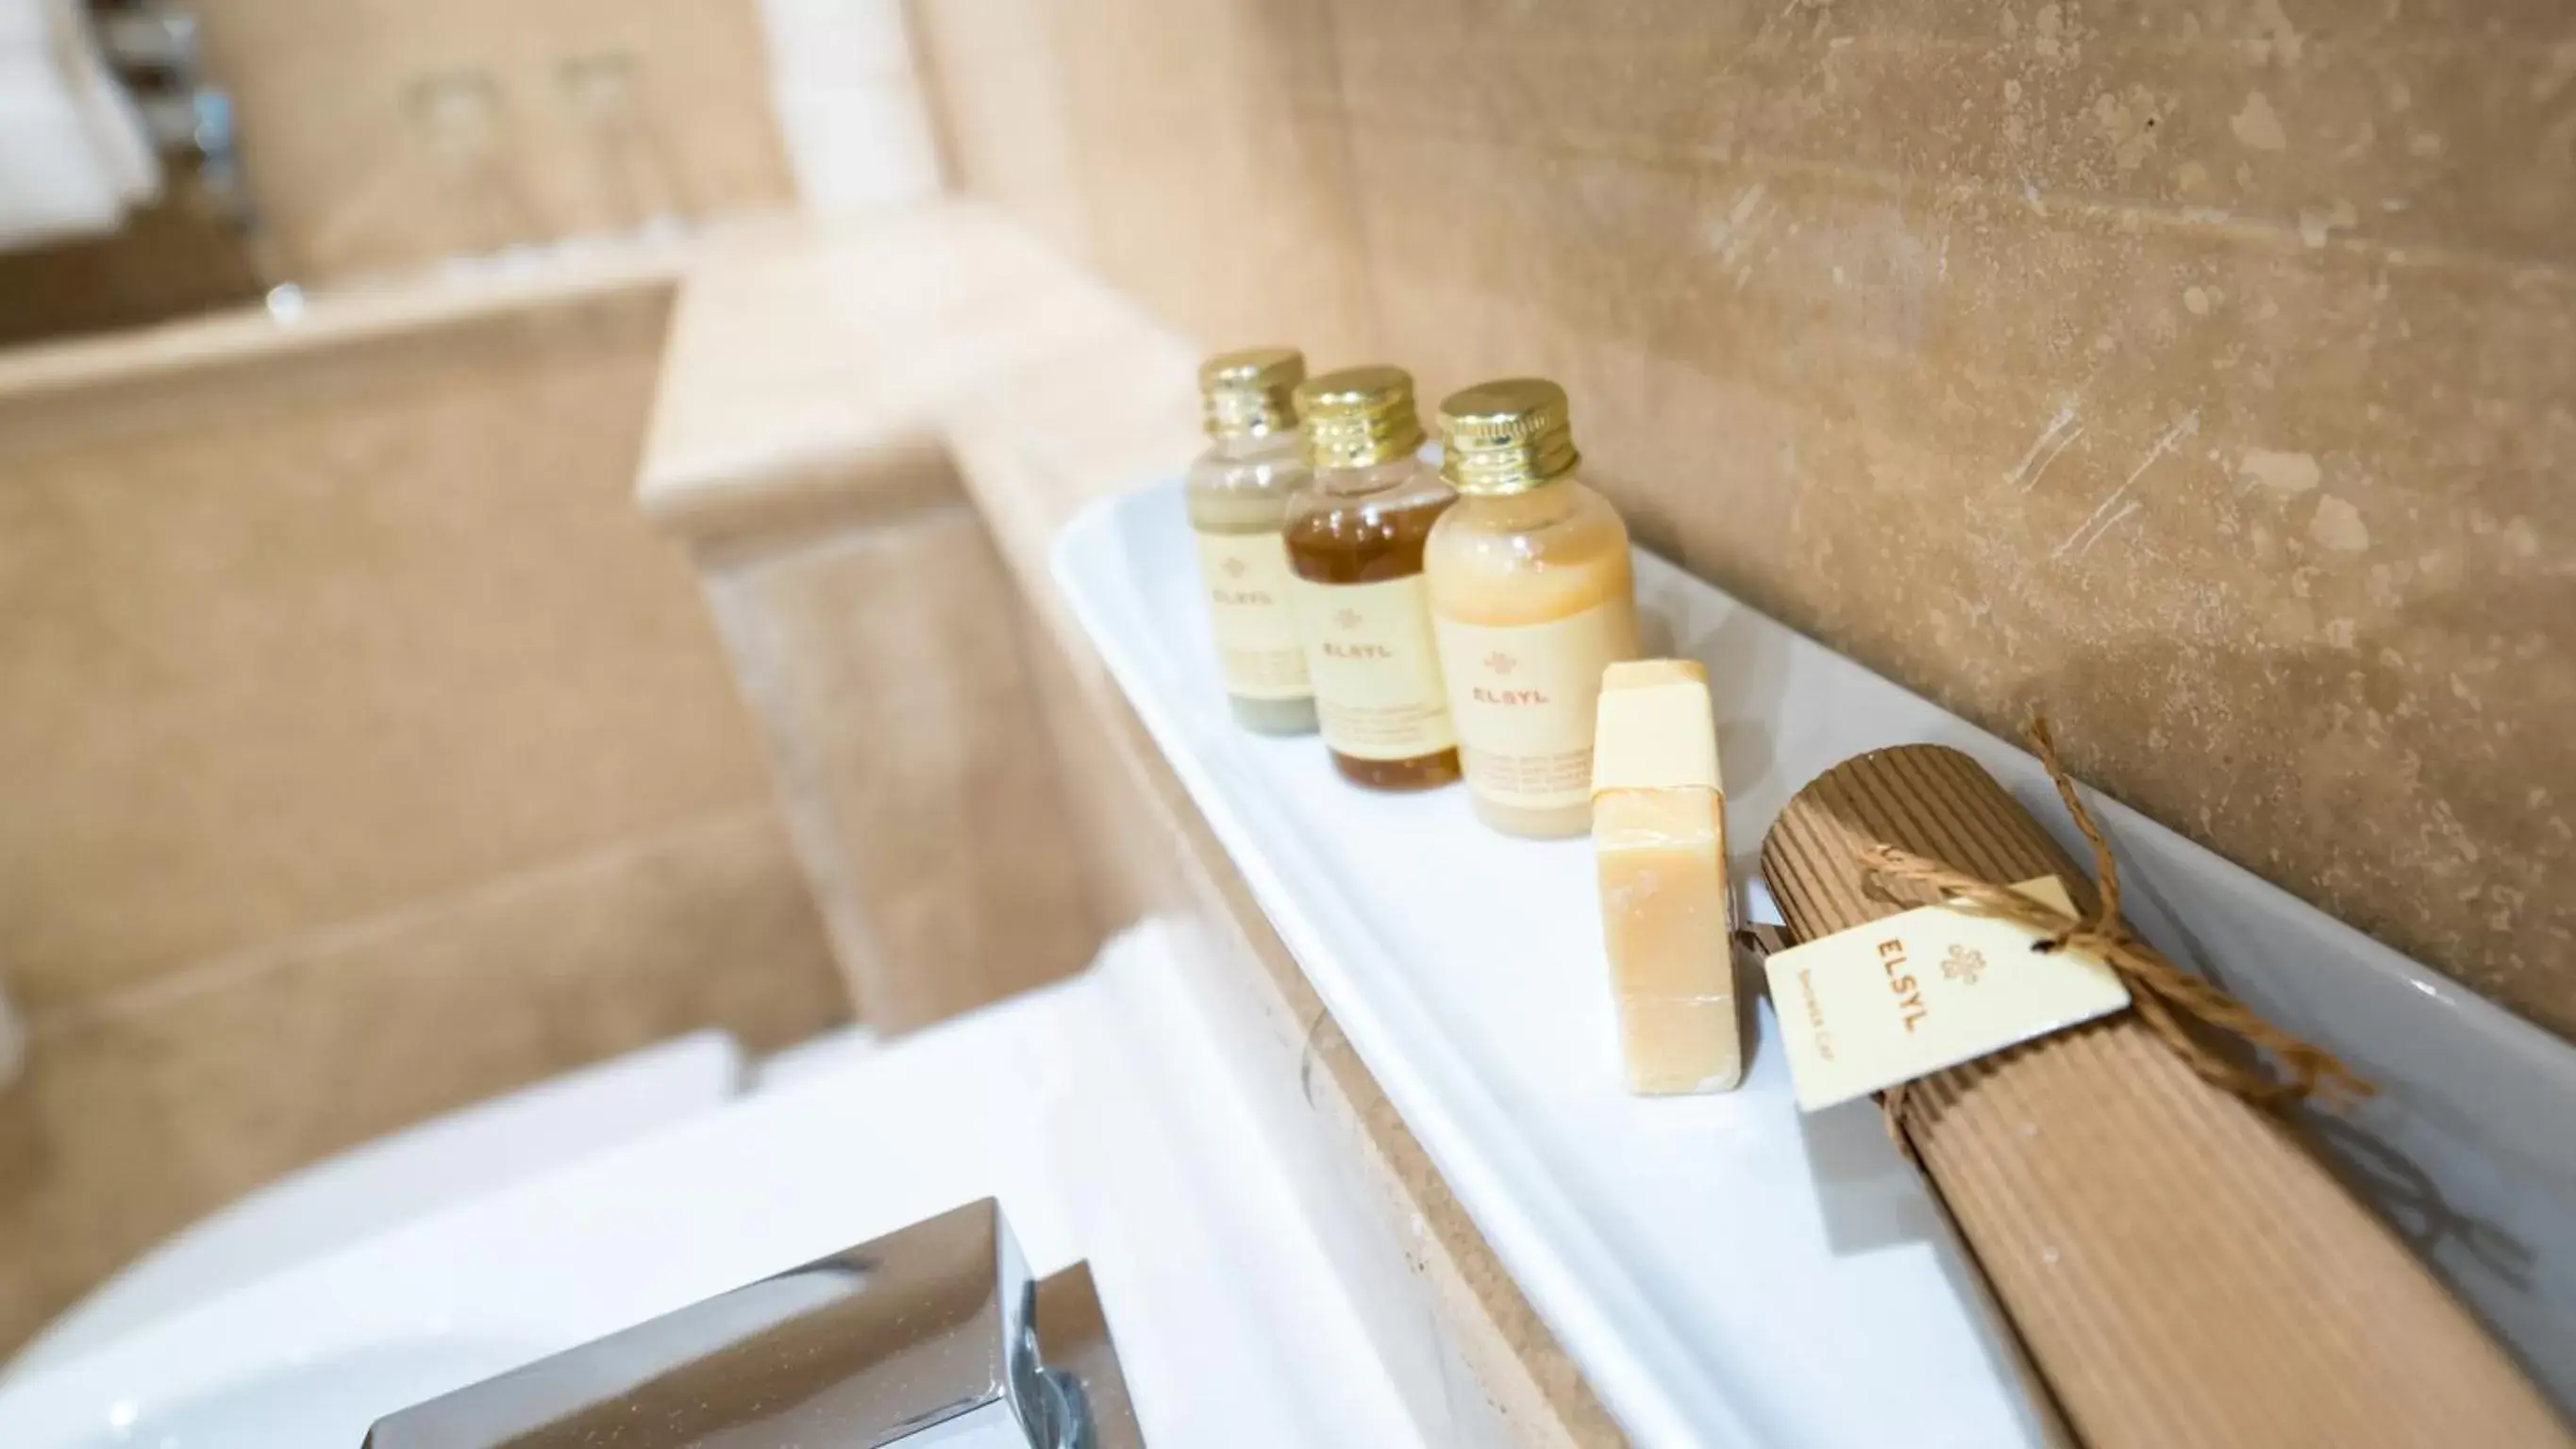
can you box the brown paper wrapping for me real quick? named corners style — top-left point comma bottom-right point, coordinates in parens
top-left (1759, 744), bottom-right (2567, 1449)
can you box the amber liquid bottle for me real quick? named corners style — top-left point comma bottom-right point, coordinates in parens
top-left (1283, 366), bottom-right (1462, 790)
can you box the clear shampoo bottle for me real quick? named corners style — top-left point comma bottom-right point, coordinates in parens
top-left (1184, 347), bottom-right (1318, 735)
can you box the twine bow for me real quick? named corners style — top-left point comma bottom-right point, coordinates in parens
top-left (1868, 718), bottom-right (2370, 1137)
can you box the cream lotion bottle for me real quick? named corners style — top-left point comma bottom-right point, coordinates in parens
top-left (1424, 377), bottom-right (1639, 837)
top-left (1184, 347), bottom-right (1318, 734)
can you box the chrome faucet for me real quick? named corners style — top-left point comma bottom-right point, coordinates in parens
top-left (363, 1200), bottom-right (1142, 1448)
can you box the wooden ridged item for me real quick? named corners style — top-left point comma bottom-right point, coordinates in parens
top-left (1759, 744), bottom-right (2568, 1449)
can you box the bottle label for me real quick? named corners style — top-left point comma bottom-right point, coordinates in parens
top-left (1287, 574), bottom-right (1457, 760)
top-left (1434, 600), bottom-right (1639, 811)
top-left (1193, 530), bottom-right (1312, 702)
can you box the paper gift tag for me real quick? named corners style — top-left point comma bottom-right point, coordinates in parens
top-left (1763, 876), bottom-right (2131, 1112)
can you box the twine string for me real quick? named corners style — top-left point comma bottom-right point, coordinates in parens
top-left (1871, 718), bottom-right (2371, 1146)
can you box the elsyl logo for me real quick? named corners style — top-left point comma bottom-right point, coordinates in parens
top-left (1941, 944), bottom-right (1987, 987)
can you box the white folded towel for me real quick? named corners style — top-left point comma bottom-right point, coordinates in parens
top-left (59, 0), bottom-right (156, 204)
top-left (0, 0), bottom-right (160, 250)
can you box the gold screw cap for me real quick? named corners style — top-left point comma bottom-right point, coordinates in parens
top-left (1198, 347), bottom-right (1306, 441)
top-left (1438, 377), bottom-right (1581, 494)
top-left (1295, 364), bottom-right (1427, 471)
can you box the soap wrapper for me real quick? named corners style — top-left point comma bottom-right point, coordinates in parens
top-left (1762, 875), bottom-right (2129, 1110)
top-left (1759, 744), bottom-right (2566, 1448)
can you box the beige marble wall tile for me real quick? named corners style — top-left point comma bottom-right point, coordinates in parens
top-left (0, 203), bottom-right (264, 350)
top-left (1000, 0), bottom-right (1380, 364)
top-left (1330, 0), bottom-right (2574, 266)
top-left (906, 0), bottom-right (1093, 262)
top-left (195, 0), bottom-right (795, 279)
top-left (699, 503), bottom-right (1101, 1032)
top-left (0, 286), bottom-right (779, 1008)
top-left (0, 807), bottom-right (845, 1357)
top-left (917, 0), bottom-right (2576, 1039)
top-left (1329, 3), bottom-right (2576, 1037)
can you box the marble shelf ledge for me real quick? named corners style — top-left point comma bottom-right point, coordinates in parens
top-left (1050, 479), bottom-right (2576, 1447)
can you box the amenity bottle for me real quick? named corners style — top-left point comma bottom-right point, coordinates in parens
top-left (1185, 347), bottom-right (1319, 735)
top-left (1425, 377), bottom-right (1639, 837)
top-left (1282, 365), bottom-right (1462, 791)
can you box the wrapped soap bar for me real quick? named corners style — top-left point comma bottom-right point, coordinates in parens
top-left (1591, 659), bottom-right (1740, 1094)
top-left (1760, 745), bottom-right (2567, 1448)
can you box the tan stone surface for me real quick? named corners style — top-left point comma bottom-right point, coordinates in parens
top-left (698, 502), bottom-right (1101, 1032)
top-left (936, 323), bottom-right (1205, 604)
top-left (194, 0), bottom-right (795, 278)
top-left (0, 283), bottom-right (783, 1010)
top-left (0, 224), bottom-right (711, 404)
top-left (1042, 0), bottom-right (1378, 370)
top-left (0, 202), bottom-right (264, 350)
top-left (0, 252), bottom-right (852, 1357)
top-left (907, 0), bottom-right (1093, 263)
top-left (637, 208), bottom-right (1143, 514)
top-left (0, 808), bottom-right (845, 1357)
top-left (638, 212), bottom-right (1146, 1032)
top-left (919, 0), bottom-right (2576, 1040)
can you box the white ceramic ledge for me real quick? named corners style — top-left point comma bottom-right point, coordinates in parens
top-left (1051, 481), bottom-right (2576, 1446)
